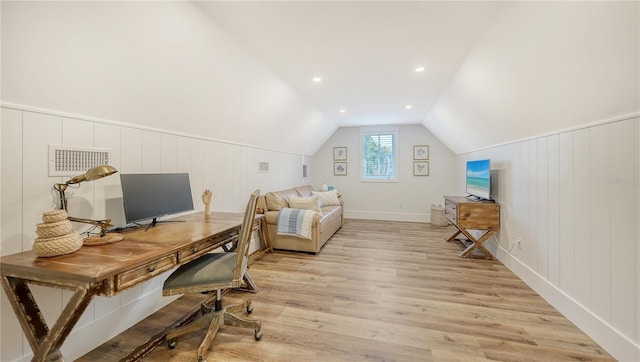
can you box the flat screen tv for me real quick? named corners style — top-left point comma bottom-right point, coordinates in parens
top-left (466, 159), bottom-right (491, 200)
top-left (120, 173), bottom-right (194, 227)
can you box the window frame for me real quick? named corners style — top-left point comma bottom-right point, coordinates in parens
top-left (359, 126), bottom-right (399, 183)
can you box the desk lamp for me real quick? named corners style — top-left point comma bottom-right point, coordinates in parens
top-left (53, 165), bottom-right (125, 245)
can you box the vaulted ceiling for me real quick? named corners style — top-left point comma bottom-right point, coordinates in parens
top-left (196, 1), bottom-right (639, 154)
top-left (2, 1), bottom-right (638, 155)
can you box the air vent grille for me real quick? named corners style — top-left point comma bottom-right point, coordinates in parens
top-left (258, 162), bottom-right (269, 173)
top-left (49, 145), bottom-right (112, 177)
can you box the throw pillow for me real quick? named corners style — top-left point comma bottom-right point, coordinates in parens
top-left (266, 192), bottom-right (289, 211)
top-left (312, 190), bottom-right (340, 207)
top-left (287, 195), bottom-right (321, 213)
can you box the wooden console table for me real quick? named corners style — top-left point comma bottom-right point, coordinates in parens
top-left (0, 212), bottom-right (271, 362)
top-left (444, 196), bottom-right (500, 259)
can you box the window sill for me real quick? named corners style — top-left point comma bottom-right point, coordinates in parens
top-left (359, 178), bottom-right (399, 183)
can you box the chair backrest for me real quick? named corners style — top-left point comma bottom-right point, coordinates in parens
top-left (231, 189), bottom-right (260, 286)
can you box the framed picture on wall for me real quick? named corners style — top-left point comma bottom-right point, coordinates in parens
top-left (413, 145), bottom-right (429, 160)
top-left (334, 162), bottom-right (347, 176)
top-left (413, 161), bottom-right (429, 176)
top-left (333, 147), bottom-right (347, 161)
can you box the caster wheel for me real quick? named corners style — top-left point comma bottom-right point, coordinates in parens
top-left (255, 329), bottom-right (263, 340)
top-left (246, 305), bottom-right (253, 314)
top-left (167, 339), bottom-right (177, 349)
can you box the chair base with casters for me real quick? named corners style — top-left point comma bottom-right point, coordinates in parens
top-left (165, 289), bottom-right (262, 362)
top-left (162, 190), bottom-right (262, 362)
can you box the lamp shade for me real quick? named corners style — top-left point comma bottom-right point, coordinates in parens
top-left (67, 165), bottom-right (118, 185)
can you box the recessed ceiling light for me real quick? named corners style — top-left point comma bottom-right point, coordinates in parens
top-left (339, 109), bottom-right (346, 113)
top-left (312, 77), bottom-right (322, 82)
top-left (415, 66), bottom-right (425, 72)
top-left (405, 105), bottom-right (413, 109)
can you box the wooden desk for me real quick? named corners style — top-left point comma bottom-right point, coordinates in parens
top-left (0, 212), bottom-right (270, 362)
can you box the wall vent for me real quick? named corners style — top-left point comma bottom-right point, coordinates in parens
top-left (258, 162), bottom-right (269, 173)
top-left (49, 145), bottom-right (113, 177)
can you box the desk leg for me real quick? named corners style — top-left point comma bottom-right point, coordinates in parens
top-left (446, 229), bottom-right (463, 243)
top-left (236, 272), bottom-right (259, 294)
top-left (1, 276), bottom-right (96, 362)
top-left (459, 229), bottom-right (496, 259)
top-left (259, 218), bottom-right (273, 253)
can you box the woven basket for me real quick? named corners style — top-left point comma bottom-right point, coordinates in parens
top-left (42, 210), bottom-right (68, 223)
top-left (33, 232), bottom-right (83, 257)
top-left (430, 204), bottom-right (449, 227)
top-left (36, 220), bottom-right (73, 238)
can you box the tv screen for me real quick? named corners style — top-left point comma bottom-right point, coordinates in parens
top-left (466, 159), bottom-right (491, 200)
top-left (120, 173), bottom-right (194, 225)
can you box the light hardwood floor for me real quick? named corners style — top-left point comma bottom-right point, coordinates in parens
top-left (80, 219), bottom-right (613, 361)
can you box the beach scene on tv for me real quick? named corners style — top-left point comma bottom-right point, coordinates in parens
top-left (466, 160), bottom-right (491, 199)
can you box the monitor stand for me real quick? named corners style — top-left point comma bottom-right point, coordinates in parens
top-left (145, 217), bottom-right (185, 231)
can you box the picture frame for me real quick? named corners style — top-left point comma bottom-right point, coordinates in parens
top-left (333, 147), bottom-right (347, 161)
top-left (334, 162), bottom-right (347, 176)
top-left (413, 161), bottom-right (429, 176)
top-left (413, 145), bottom-right (429, 160)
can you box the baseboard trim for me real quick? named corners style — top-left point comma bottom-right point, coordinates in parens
top-left (344, 210), bottom-right (429, 223)
top-left (493, 241), bottom-right (640, 361)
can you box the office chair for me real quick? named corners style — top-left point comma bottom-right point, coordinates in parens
top-left (162, 190), bottom-right (262, 362)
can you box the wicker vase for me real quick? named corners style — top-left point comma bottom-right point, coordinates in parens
top-left (33, 210), bottom-right (82, 257)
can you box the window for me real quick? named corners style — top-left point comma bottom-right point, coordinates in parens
top-left (360, 128), bottom-right (397, 182)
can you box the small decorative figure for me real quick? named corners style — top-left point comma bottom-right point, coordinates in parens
top-left (202, 189), bottom-right (212, 218)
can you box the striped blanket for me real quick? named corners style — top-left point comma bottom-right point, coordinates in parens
top-left (276, 208), bottom-right (317, 240)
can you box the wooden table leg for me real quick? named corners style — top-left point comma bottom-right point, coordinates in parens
top-left (259, 218), bottom-right (273, 253)
top-left (1, 276), bottom-right (96, 362)
top-left (236, 272), bottom-right (259, 294)
top-left (446, 229), bottom-right (463, 242)
top-left (459, 229), bottom-right (496, 259)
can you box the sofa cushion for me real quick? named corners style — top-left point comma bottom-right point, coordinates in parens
top-left (266, 189), bottom-right (298, 211)
top-left (294, 185), bottom-right (315, 197)
top-left (312, 190), bottom-right (340, 207)
top-left (319, 205), bottom-right (342, 232)
top-left (288, 195), bottom-right (321, 212)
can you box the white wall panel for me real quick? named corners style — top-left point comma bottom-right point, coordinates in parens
top-left (142, 130), bottom-right (162, 173)
top-left (62, 117), bottom-right (93, 147)
top-left (527, 140), bottom-right (538, 270)
top-left (510, 141), bottom-right (528, 261)
top-left (609, 120), bottom-right (638, 340)
top-left (120, 128), bottom-right (143, 173)
top-left (537, 137), bottom-right (548, 279)
top-left (231, 145), bottom-right (241, 209)
top-left (558, 132), bottom-right (575, 295)
top-left (203, 141), bottom-right (215, 195)
top-left (572, 129), bottom-right (591, 307)
top-left (176, 136), bottom-right (191, 174)
top-left (589, 125), bottom-right (611, 321)
top-left (190, 139), bottom-right (204, 211)
top-left (547, 135), bottom-right (560, 287)
top-left (216, 142), bottom-right (233, 212)
top-left (636, 117), bottom-right (640, 345)
top-left (160, 133), bottom-right (178, 172)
